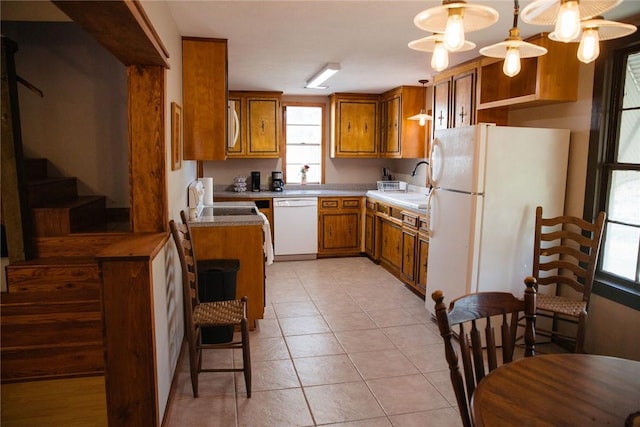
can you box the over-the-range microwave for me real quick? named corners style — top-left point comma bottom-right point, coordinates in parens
top-left (227, 100), bottom-right (239, 148)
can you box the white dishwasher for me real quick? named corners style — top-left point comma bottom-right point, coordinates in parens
top-left (273, 197), bottom-right (318, 260)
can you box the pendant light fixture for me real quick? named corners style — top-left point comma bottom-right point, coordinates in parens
top-left (408, 80), bottom-right (432, 126)
top-left (549, 17), bottom-right (637, 63)
top-left (521, 0), bottom-right (623, 42)
top-left (479, 0), bottom-right (548, 77)
top-left (408, 34), bottom-right (476, 72)
top-left (413, 1), bottom-right (499, 52)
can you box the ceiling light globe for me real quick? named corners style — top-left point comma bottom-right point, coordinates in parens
top-left (444, 11), bottom-right (465, 51)
top-left (431, 41), bottom-right (449, 72)
top-left (503, 46), bottom-right (522, 77)
top-left (577, 27), bottom-right (600, 63)
top-left (554, 1), bottom-right (582, 42)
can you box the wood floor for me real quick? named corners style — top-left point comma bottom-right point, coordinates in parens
top-left (0, 376), bottom-right (107, 426)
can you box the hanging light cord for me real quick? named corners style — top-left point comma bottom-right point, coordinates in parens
top-left (513, 0), bottom-right (520, 29)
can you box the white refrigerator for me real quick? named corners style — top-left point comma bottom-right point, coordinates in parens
top-left (425, 124), bottom-right (570, 315)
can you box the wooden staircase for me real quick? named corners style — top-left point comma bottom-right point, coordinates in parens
top-left (1, 257), bottom-right (104, 382)
top-left (1, 159), bottom-right (129, 382)
top-left (26, 158), bottom-right (107, 236)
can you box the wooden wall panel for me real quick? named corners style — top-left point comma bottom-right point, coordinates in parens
top-left (128, 66), bottom-right (167, 233)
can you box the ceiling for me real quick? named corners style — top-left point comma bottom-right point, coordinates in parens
top-left (3, 1), bottom-right (640, 95)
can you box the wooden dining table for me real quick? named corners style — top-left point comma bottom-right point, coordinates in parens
top-left (471, 353), bottom-right (640, 426)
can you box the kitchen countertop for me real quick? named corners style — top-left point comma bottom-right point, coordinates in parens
top-left (212, 185), bottom-right (429, 213)
top-left (366, 190), bottom-right (429, 213)
top-left (188, 201), bottom-right (266, 227)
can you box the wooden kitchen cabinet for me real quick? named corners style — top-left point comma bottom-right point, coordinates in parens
top-left (227, 91), bottom-right (282, 158)
top-left (380, 86), bottom-right (428, 159)
top-left (364, 198), bottom-right (377, 260)
top-left (182, 37), bottom-right (228, 160)
top-left (330, 93), bottom-right (379, 158)
top-left (433, 78), bottom-right (451, 132)
top-left (190, 224), bottom-right (265, 329)
top-left (318, 197), bottom-right (362, 257)
top-left (477, 33), bottom-right (580, 110)
top-left (374, 199), bottom-right (428, 296)
top-left (432, 59), bottom-right (507, 137)
top-left (416, 216), bottom-right (429, 296)
top-left (379, 218), bottom-right (402, 273)
top-left (401, 211), bottom-right (418, 287)
top-left (377, 201), bottom-right (404, 273)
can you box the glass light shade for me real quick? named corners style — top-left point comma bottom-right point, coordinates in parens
top-left (521, 0), bottom-right (622, 26)
top-left (432, 41), bottom-right (449, 71)
top-left (444, 10), bottom-right (465, 51)
top-left (554, 1), bottom-right (581, 42)
top-left (414, 2), bottom-right (498, 33)
top-left (408, 109), bottom-right (432, 126)
top-left (503, 47), bottom-right (521, 77)
top-left (577, 28), bottom-right (600, 63)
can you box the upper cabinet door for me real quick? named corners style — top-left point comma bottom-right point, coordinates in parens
top-left (226, 92), bottom-right (281, 158)
top-left (247, 97), bottom-right (280, 157)
top-left (331, 95), bottom-right (379, 158)
top-left (452, 70), bottom-right (475, 128)
top-left (182, 38), bottom-right (228, 160)
top-left (382, 95), bottom-right (401, 157)
top-left (433, 79), bottom-right (451, 132)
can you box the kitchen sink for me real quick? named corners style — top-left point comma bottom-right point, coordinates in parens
top-left (366, 190), bottom-right (428, 210)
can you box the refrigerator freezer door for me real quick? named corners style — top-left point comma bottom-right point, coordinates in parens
top-left (425, 188), bottom-right (484, 315)
top-left (432, 125), bottom-right (491, 193)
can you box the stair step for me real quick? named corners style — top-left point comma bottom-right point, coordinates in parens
top-left (1, 343), bottom-right (104, 382)
top-left (1, 302), bottom-right (102, 347)
top-left (5, 257), bottom-right (100, 300)
top-left (31, 196), bottom-right (106, 237)
top-left (33, 234), bottom-right (129, 258)
top-left (28, 177), bottom-right (78, 207)
top-left (1, 257), bottom-right (104, 382)
top-left (24, 158), bottom-right (48, 180)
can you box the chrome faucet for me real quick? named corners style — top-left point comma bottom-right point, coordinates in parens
top-left (410, 160), bottom-right (429, 176)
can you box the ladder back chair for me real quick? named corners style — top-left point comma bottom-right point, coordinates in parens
top-left (169, 211), bottom-right (251, 398)
top-left (532, 206), bottom-right (605, 353)
top-left (432, 279), bottom-right (537, 427)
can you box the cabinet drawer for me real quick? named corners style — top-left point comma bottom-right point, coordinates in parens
top-left (321, 199), bottom-right (339, 209)
top-left (402, 212), bottom-right (419, 229)
top-left (419, 216), bottom-right (429, 233)
top-left (366, 200), bottom-right (376, 211)
top-left (341, 199), bottom-right (361, 209)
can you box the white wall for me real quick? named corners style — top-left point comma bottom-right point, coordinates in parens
top-left (509, 63), bottom-right (640, 360)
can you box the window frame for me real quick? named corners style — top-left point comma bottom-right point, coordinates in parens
top-left (585, 20), bottom-right (640, 311)
top-left (281, 101), bottom-right (326, 184)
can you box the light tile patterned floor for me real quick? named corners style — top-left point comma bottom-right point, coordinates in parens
top-left (163, 257), bottom-right (465, 427)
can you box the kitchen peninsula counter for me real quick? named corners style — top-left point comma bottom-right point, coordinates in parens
top-left (188, 201), bottom-right (266, 328)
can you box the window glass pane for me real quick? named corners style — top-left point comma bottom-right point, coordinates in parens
top-left (617, 110), bottom-right (640, 163)
top-left (286, 125), bottom-right (322, 145)
top-left (622, 52), bottom-right (640, 109)
top-left (602, 223), bottom-right (640, 281)
top-left (287, 106), bottom-right (322, 124)
top-left (607, 170), bottom-right (640, 225)
top-left (285, 105), bottom-right (323, 184)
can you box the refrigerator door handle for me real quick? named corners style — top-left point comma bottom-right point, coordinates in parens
top-left (427, 188), bottom-right (436, 236)
top-left (429, 137), bottom-right (441, 186)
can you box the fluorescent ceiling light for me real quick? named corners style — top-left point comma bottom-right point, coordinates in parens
top-left (305, 63), bottom-right (341, 89)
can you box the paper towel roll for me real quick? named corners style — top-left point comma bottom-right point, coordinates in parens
top-left (200, 177), bottom-right (214, 205)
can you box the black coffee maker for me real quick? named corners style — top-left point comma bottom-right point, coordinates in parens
top-left (251, 171), bottom-right (261, 192)
top-left (271, 171), bottom-right (284, 192)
